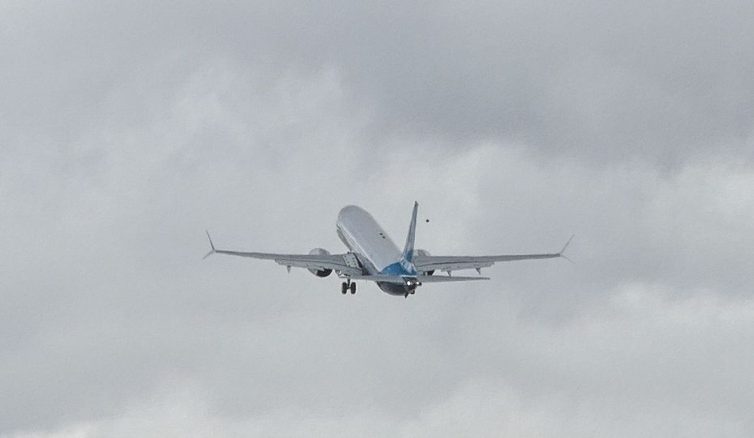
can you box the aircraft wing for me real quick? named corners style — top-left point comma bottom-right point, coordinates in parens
top-left (413, 236), bottom-right (574, 274)
top-left (203, 232), bottom-right (363, 276)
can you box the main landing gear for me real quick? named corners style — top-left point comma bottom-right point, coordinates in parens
top-left (341, 280), bottom-right (356, 295)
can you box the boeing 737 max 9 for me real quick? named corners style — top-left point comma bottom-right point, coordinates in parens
top-left (204, 202), bottom-right (572, 298)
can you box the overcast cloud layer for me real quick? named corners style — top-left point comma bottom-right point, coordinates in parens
top-left (2, 1), bottom-right (754, 437)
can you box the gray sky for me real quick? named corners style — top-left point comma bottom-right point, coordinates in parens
top-left (2, 1), bottom-right (754, 436)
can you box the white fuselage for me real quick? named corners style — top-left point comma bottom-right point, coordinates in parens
top-left (336, 205), bottom-right (411, 295)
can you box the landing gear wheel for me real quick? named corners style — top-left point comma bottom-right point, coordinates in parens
top-left (341, 282), bottom-right (348, 294)
top-left (350, 282), bottom-right (356, 294)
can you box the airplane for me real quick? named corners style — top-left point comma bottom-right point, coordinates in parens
top-left (204, 202), bottom-right (572, 298)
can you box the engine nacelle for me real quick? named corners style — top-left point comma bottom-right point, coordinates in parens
top-left (308, 248), bottom-right (333, 277)
top-left (414, 249), bottom-right (434, 275)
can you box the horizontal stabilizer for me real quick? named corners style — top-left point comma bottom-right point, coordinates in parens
top-left (418, 275), bottom-right (489, 283)
top-left (347, 274), bottom-right (489, 284)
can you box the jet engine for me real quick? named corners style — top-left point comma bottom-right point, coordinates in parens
top-left (308, 248), bottom-right (333, 277)
top-left (414, 249), bottom-right (434, 275)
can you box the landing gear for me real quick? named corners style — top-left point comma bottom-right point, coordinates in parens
top-left (341, 280), bottom-right (356, 295)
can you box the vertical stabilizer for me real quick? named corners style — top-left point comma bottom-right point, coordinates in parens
top-left (402, 201), bottom-right (419, 262)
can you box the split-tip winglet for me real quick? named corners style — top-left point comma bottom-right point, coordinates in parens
top-left (203, 230), bottom-right (216, 260)
top-left (558, 234), bottom-right (575, 263)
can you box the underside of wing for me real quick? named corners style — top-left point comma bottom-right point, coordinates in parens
top-left (204, 232), bottom-right (363, 276)
top-left (213, 249), bottom-right (363, 276)
top-left (412, 236), bottom-right (573, 274)
top-left (413, 253), bottom-right (559, 273)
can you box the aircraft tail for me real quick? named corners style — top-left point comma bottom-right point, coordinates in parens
top-left (402, 201), bottom-right (419, 263)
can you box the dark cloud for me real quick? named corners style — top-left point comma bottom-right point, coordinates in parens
top-left (2, 1), bottom-right (754, 436)
top-left (5, 1), bottom-right (754, 165)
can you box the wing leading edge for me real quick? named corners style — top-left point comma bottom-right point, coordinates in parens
top-left (413, 235), bottom-right (574, 274)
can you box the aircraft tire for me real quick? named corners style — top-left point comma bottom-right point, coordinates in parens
top-left (350, 282), bottom-right (356, 294)
top-left (341, 282), bottom-right (348, 294)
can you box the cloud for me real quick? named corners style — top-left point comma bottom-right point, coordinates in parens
top-left (2, 1), bottom-right (754, 436)
top-left (4, 1), bottom-right (754, 166)
top-left (6, 286), bottom-right (752, 437)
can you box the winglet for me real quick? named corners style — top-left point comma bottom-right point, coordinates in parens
top-left (401, 201), bottom-right (419, 262)
top-left (203, 230), bottom-right (216, 260)
top-left (558, 234), bottom-right (575, 263)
